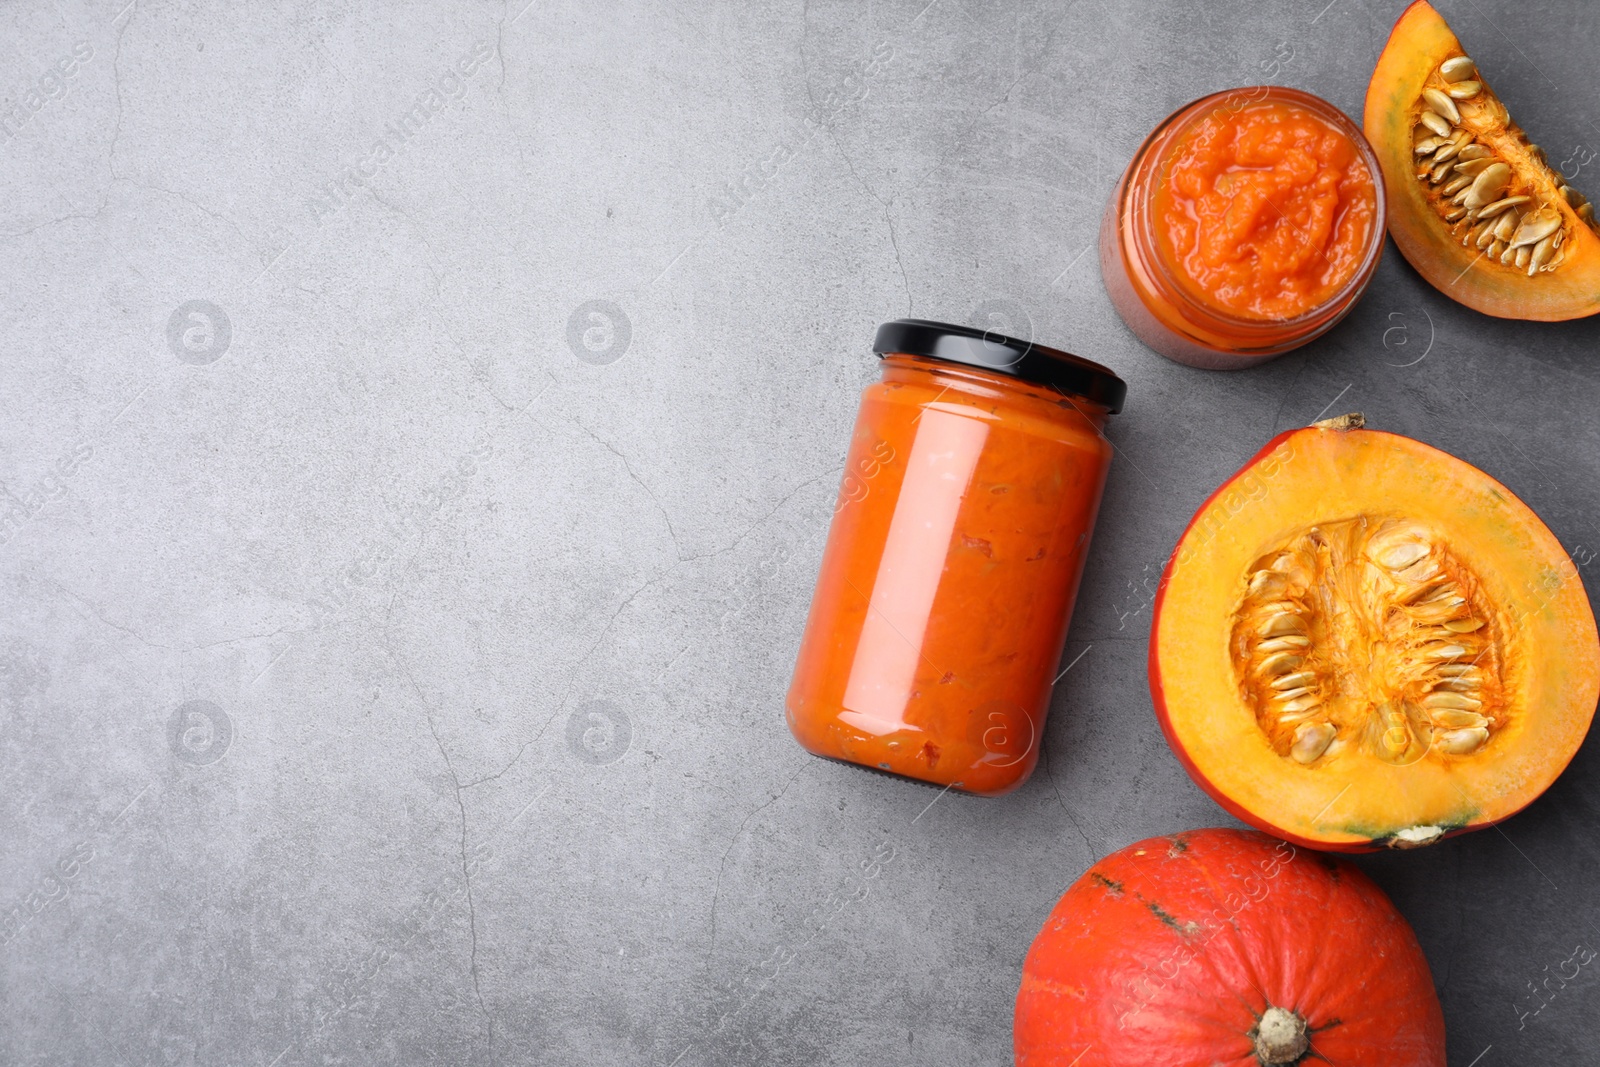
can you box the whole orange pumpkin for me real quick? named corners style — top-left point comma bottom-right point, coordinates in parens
top-left (1014, 828), bottom-right (1445, 1066)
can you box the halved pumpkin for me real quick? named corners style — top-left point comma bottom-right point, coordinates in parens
top-left (1150, 415), bottom-right (1599, 851)
top-left (1365, 0), bottom-right (1600, 319)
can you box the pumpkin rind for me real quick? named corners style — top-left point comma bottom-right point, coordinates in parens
top-left (1149, 421), bottom-right (1599, 851)
top-left (1014, 828), bottom-right (1447, 1067)
top-left (1364, 1), bottom-right (1600, 320)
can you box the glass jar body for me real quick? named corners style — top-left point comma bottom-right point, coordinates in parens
top-left (1100, 86), bottom-right (1385, 370)
top-left (786, 354), bottom-right (1113, 796)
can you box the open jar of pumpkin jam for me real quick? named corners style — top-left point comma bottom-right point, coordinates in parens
top-left (1101, 86), bottom-right (1385, 369)
top-left (786, 321), bottom-right (1125, 796)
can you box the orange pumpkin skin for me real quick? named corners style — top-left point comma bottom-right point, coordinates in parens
top-left (1014, 829), bottom-right (1446, 1067)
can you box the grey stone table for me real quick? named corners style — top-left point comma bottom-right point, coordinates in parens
top-left (3, 0), bottom-right (1597, 1063)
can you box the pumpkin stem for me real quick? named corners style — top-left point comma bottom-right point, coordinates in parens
top-left (1254, 1006), bottom-right (1309, 1064)
top-left (1311, 411), bottom-right (1365, 431)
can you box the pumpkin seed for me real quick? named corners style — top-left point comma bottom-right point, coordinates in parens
top-left (1444, 617), bottom-right (1485, 633)
top-left (1259, 634), bottom-right (1312, 651)
top-left (1515, 244), bottom-right (1532, 269)
top-left (1473, 196), bottom-right (1528, 219)
top-left (1422, 88), bottom-right (1461, 124)
top-left (1457, 144), bottom-right (1492, 162)
top-left (1435, 663), bottom-right (1480, 678)
top-left (1529, 232), bottom-right (1557, 275)
top-left (1452, 156), bottom-right (1497, 177)
top-left (1402, 579), bottom-right (1455, 605)
top-left (1272, 671), bottom-right (1317, 691)
top-left (1424, 691), bottom-right (1483, 710)
top-left (1510, 212), bottom-right (1561, 248)
top-left (1463, 163), bottom-right (1512, 208)
top-left (1290, 722), bottom-right (1336, 764)
top-left (1440, 56), bottom-right (1476, 81)
top-left (1249, 570), bottom-right (1289, 595)
top-left (1420, 110), bottom-right (1452, 138)
top-left (1425, 643), bottom-right (1469, 660)
top-left (1281, 695), bottom-right (1320, 715)
top-left (1561, 184), bottom-right (1586, 207)
top-left (1492, 212), bottom-right (1519, 242)
top-left (1445, 206), bottom-right (1469, 222)
top-left (1374, 541), bottom-right (1429, 570)
top-left (1260, 613), bottom-right (1306, 637)
top-left (1430, 709), bottom-right (1487, 729)
top-left (1259, 651), bottom-right (1303, 675)
top-left (1476, 225), bottom-right (1499, 250)
top-left (1446, 80), bottom-right (1482, 99)
top-left (1437, 727), bottom-right (1489, 754)
top-left (1440, 176), bottom-right (1473, 197)
top-left (1579, 203), bottom-right (1595, 223)
top-left (1399, 558), bottom-right (1442, 583)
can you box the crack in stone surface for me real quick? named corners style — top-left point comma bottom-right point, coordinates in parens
top-left (425, 714), bottom-right (494, 1047)
top-left (703, 763), bottom-right (809, 967)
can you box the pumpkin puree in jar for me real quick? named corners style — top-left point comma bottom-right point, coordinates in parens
top-left (1154, 98), bottom-right (1379, 320)
top-left (786, 356), bottom-right (1113, 796)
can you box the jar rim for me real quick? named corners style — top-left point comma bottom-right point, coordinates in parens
top-left (1121, 85), bottom-right (1387, 345)
top-left (872, 318), bottom-right (1126, 414)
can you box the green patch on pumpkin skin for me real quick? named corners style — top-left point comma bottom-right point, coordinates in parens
top-left (1090, 872), bottom-right (1125, 894)
top-left (1138, 895), bottom-right (1184, 931)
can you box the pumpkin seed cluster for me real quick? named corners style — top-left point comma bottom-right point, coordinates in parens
top-left (1412, 53), bottom-right (1595, 275)
top-left (1232, 517), bottom-right (1502, 766)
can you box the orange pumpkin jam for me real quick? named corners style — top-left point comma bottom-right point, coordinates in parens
top-left (1153, 99), bottom-right (1379, 321)
top-left (787, 324), bottom-right (1123, 797)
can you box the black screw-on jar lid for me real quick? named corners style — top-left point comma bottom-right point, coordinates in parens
top-left (872, 319), bottom-right (1127, 414)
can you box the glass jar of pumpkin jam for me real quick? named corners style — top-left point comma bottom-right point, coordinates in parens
top-left (1100, 86), bottom-right (1385, 369)
top-left (786, 321), bottom-right (1125, 796)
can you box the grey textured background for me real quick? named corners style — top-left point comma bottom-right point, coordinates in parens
top-left (3, 0), bottom-right (1599, 1063)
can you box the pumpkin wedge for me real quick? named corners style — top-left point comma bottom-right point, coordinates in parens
top-left (1015, 829), bottom-right (1446, 1066)
top-left (1150, 415), bottom-right (1599, 851)
top-left (1365, 0), bottom-right (1600, 319)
